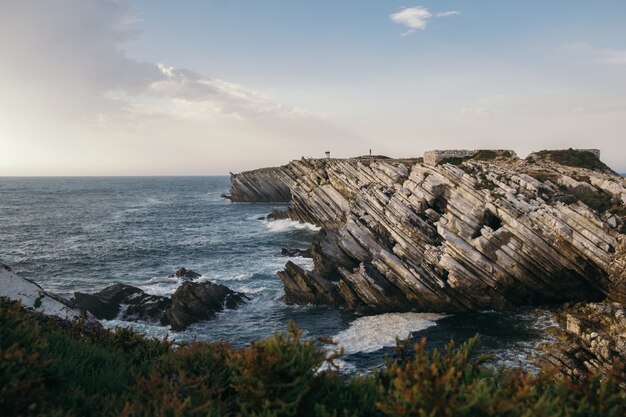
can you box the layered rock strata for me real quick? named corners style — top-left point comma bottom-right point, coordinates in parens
top-left (0, 262), bottom-right (97, 324)
top-left (231, 150), bottom-right (626, 314)
top-left (165, 281), bottom-right (249, 331)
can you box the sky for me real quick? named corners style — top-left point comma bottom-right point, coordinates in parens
top-left (1, 0), bottom-right (625, 175)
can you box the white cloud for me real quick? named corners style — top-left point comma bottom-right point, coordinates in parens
top-left (390, 6), bottom-right (431, 35)
top-left (390, 6), bottom-right (459, 35)
top-left (0, 0), bottom-right (310, 125)
top-left (435, 11), bottom-right (460, 18)
top-left (146, 64), bottom-right (292, 118)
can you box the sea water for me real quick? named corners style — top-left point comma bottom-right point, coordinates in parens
top-left (0, 176), bottom-right (553, 372)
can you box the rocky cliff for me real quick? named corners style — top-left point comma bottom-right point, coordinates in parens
top-left (231, 149), bottom-right (625, 314)
top-left (232, 149), bottom-right (626, 375)
top-left (230, 149), bottom-right (626, 375)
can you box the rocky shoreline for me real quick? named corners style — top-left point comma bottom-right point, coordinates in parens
top-left (229, 149), bottom-right (626, 377)
top-left (0, 264), bottom-right (249, 331)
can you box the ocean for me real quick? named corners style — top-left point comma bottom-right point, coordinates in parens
top-left (0, 176), bottom-right (552, 372)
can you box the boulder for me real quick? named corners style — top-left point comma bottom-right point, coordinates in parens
top-left (169, 267), bottom-right (202, 281)
top-left (164, 281), bottom-right (249, 331)
top-left (72, 283), bottom-right (171, 323)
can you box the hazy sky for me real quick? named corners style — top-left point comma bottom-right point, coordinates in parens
top-left (1, 0), bottom-right (625, 175)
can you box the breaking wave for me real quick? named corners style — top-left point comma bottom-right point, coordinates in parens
top-left (332, 312), bottom-right (445, 354)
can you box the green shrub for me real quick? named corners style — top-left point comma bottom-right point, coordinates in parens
top-left (2, 301), bottom-right (626, 417)
top-left (473, 150), bottom-right (498, 160)
top-left (569, 190), bottom-right (614, 213)
top-left (535, 149), bottom-right (613, 172)
top-left (227, 321), bottom-right (326, 416)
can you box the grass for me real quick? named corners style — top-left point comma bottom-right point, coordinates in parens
top-left (534, 149), bottom-right (613, 172)
top-left (1, 300), bottom-right (626, 417)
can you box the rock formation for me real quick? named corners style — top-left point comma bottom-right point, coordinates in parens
top-left (540, 302), bottom-right (626, 379)
top-left (72, 283), bottom-right (172, 323)
top-left (0, 264), bottom-right (250, 330)
top-left (169, 267), bottom-right (202, 281)
top-left (0, 262), bottom-right (98, 325)
top-left (164, 281), bottom-right (249, 331)
top-left (228, 167), bottom-right (292, 202)
top-left (281, 247), bottom-right (312, 258)
top-left (230, 149), bottom-right (626, 314)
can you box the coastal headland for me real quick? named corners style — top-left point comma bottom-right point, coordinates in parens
top-left (228, 148), bottom-right (626, 377)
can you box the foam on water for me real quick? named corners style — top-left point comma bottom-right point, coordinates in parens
top-left (333, 312), bottom-right (446, 354)
top-left (265, 218), bottom-right (321, 233)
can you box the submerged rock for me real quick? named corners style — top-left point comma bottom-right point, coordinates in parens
top-left (72, 283), bottom-right (171, 323)
top-left (280, 247), bottom-right (312, 258)
top-left (164, 281), bottom-right (249, 331)
top-left (169, 267), bottom-right (202, 281)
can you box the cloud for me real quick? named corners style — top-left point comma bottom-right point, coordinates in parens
top-left (390, 6), bottom-right (431, 35)
top-left (0, 0), bottom-right (309, 126)
top-left (389, 6), bottom-right (459, 35)
top-left (145, 64), bottom-right (300, 118)
top-left (435, 11), bottom-right (460, 18)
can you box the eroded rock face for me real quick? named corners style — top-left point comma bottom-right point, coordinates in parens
top-left (72, 283), bottom-right (172, 323)
top-left (540, 302), bottom-right (626, 380)
top-left (164, 281), bottom-right (249, 331)
top-left (278, 261), bottom-right (340, 306)
top-left (231, 150), bottom-right (626, 314)
top-left (229, 167), bottom-right (292, 202)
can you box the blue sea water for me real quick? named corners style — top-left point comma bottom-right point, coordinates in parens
top-left (0, 176), bottom-right (552, 372)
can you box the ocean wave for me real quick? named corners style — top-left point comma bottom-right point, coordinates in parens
top-left (332, 312), bottom-right (445, 354)
top-left (264, 218), bottom-right (320, 233)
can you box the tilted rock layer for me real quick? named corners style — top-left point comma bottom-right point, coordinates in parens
top-left (231, 150), bottom-right (626, 314)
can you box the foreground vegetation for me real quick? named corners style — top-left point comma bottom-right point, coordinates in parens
top-left (1, 300), bottom-right (625, 417)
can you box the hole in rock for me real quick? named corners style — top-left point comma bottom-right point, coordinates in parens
top-left (472, 210), bottom-right (503, 239)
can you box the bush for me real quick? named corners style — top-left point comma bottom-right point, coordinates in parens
top-left (535, 149), bottom-right (613, 172)
top-left (1, 300), bottom-right (626, 417)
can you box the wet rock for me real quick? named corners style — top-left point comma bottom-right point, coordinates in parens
top-left (266, 208), bottom-right (291, 221)
top-left (281, 247), bottom-right (312, 258)
top-left (277, 261), bottom-right (340, 306)
top-left (72, 283), bottom-right (171, 323)
top-left (169, 267), bottom-right (202, 281)
top-left (164, 281), bottom-right (249, 331)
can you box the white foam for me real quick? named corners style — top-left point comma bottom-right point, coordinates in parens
top-left (236, 285), bottom-right (268, 294)
top-left (333, 312), bottom-right (445, 354)
top-left (265, 219), bottom-right (320, 233)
